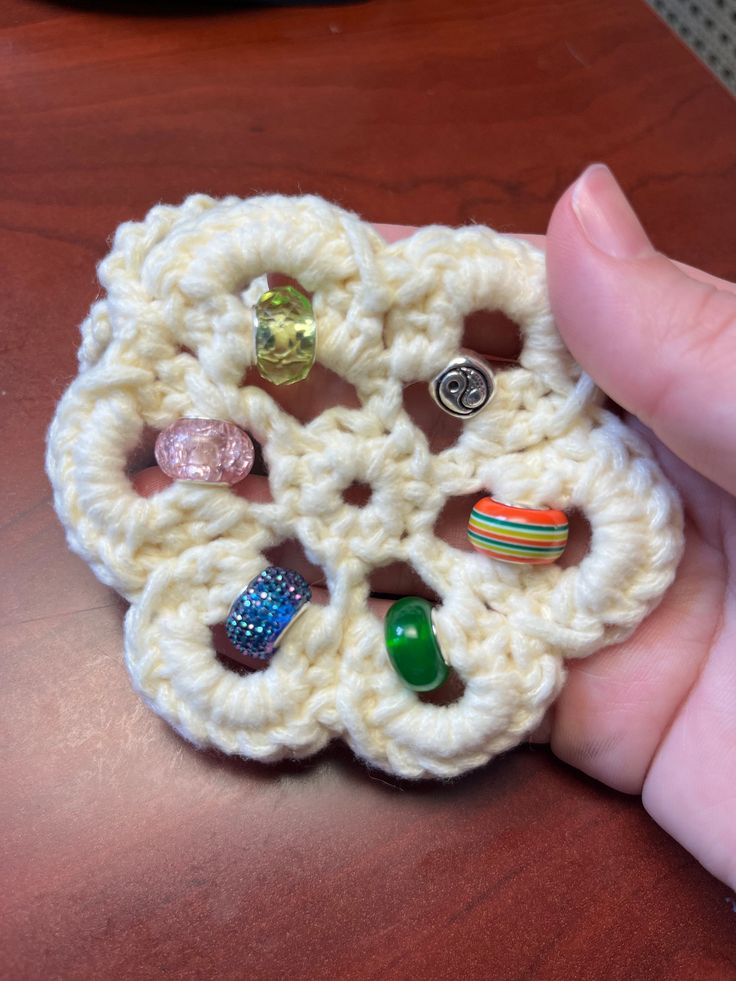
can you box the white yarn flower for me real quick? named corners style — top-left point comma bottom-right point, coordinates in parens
top-left (46, 194), bottom-right (683, 779)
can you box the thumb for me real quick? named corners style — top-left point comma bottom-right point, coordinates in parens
top-left (546, 163), bottom-right (736, 495)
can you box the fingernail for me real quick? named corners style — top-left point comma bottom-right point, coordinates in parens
top-left (571, 164), bottom-right (653, 259)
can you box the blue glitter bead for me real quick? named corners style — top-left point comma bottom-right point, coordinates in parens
top-left (225, 566), bottom-right (312, 660)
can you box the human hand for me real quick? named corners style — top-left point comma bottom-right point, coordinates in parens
top-left (544, 163), bottom-right (736, 891)
top-left (134, 167), bottom-right (736, 887)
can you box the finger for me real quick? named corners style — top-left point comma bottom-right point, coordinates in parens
top-left (131, 465), bottom-right (174, 497)
top-left (671, 259), bottom-right (736, 294)
top-left (642, 580), bottom-right (736, 889)
top-left (546, 163), bottom-right (736, 495)
top-left (550, 518), bottom-right (721, 793)
top-left (373, 222), bottom-right (414, 243)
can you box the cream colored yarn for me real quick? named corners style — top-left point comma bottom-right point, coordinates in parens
top-left (46, 193), bottom-right (684, 780)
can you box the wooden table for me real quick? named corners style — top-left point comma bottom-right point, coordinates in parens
top-left (2, 1), bottom-right (736, 977)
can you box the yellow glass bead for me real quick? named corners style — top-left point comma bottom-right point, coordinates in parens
top-left (253, 286), bottom-right (316, 386)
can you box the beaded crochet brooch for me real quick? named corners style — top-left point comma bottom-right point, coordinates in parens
top-left (46, 194), bottom-right (684, 780)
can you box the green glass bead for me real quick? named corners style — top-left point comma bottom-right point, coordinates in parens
top-left (253, 285), bottom-right (316, 386)
top-left (384, 596), bottom-right (449, 692)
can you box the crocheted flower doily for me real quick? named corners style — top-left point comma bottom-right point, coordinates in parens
top-left (46, 194), bottom-right (684, 779)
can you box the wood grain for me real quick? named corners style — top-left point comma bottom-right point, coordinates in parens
top-left (2, 1), bottom-right (736, 978)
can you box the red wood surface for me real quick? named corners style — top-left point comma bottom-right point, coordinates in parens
top-left (2, 1), bottom-right (736, 978)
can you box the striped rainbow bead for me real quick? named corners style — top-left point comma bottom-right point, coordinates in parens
top-left (467, 497), bottom-right (568, 565)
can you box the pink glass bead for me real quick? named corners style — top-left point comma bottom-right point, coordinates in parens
top-left (154, 418), bottom-right (255, 486)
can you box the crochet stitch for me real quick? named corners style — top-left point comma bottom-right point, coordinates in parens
top-left (46, 194), bottom-right (683, 779)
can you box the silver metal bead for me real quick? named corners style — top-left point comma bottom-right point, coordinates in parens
top-left (429, 352), bottom-right (495, 418)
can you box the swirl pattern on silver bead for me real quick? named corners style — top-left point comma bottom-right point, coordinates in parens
top-left (431, 355), bottom-right (495, 417)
